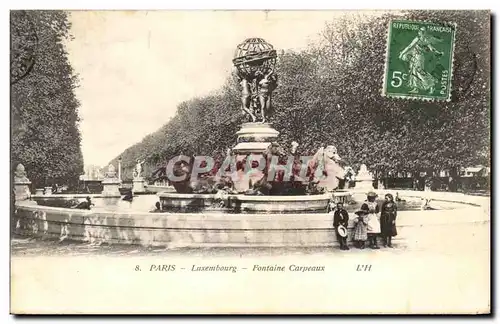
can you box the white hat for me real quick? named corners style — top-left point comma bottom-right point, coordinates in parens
top-left (337, 225), bottom-right (348, 238)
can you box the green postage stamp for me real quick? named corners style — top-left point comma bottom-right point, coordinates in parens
top-left (383, 20), bottom-right (456, 101)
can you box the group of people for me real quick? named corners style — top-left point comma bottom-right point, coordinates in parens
top-left (331, 192), bottom-right (398, 250)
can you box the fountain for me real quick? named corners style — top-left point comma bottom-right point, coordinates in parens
top-left (11, 38), bottom-right (490, 249)
top-left (157, 38), bottom-right (339, 213)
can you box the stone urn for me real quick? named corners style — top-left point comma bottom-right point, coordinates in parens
top-left (101, 164), bottom-right (121, 197)
top-left (354, 164), bottom-right (374, 191)
top-left (13, 164), bottom-right (31, 201)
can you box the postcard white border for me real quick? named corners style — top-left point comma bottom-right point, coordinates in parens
top-left (2, 0), bottom-right (497, 322)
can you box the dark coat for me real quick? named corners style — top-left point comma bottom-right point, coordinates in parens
top-left (333, 209), bottom-right (349, 228)
top-left (380, 201), bottom-right (397, 237)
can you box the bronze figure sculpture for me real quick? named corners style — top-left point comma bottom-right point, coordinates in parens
top-left (232, 38), bottom-right (278, 123)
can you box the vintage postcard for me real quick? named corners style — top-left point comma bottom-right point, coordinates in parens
top-left (10, 10), bottom-right (490, 314)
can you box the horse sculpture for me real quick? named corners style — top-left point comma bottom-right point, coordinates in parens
top-left (151, 143), bottom-right (345, 195)
top-left (166, 155), bottom-right (235, 194)
top-left (249, 141), bottom-right (312, 195)
top-left (307, 145), bottom-right (345, 192)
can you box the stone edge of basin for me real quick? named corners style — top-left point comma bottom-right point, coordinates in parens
top-left (156, 192), bottom-right (335, 202)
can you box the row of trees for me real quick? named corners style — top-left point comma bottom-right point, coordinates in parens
top-left (111, 10), bottom-right (490, 186)
top-left (11, 11), bottom-right (84, 188)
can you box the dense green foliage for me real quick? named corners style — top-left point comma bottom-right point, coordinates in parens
top-left (111, 10), bottom-right (490, 182)
top-left (11, 11), bottom-right (84, 188)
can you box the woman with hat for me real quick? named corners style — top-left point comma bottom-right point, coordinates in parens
top-left (333, 201), bottom-right (350, 250)
top-left (353, 205), bottom-right (369, 249)
top-left (380, 193), bottom-right (398, 247)
top-left (363, 191), bottom-right (381, 249)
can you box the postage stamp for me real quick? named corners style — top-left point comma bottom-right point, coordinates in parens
top-left (383, 20), bottom-right (456, 101)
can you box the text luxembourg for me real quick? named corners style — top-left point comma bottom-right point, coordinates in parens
top-left (190, 264), bottom-right (325, 273)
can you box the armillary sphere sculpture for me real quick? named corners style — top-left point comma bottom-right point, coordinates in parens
top-left (233, 38), bottom-right (278, 123)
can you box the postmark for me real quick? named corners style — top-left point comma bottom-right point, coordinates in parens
top-left (383, 20), bottom-right (456, 101)
top-left (10, 10), bottom-right (38, 84)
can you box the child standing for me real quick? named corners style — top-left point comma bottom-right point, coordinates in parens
top-left (333, 202), bottom-right (350, 250)
top-left (364, 191), bottom-right (381, 249)
top-left (380, 193), bottom-right (398, 247)
top-left (353, 205), bottom-right (369, 249)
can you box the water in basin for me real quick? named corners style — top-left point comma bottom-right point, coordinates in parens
top-left (33, 194), bottom-right (430, 213)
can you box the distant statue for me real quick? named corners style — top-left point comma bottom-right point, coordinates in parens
top-left (135, 159), bottom-right (145, 179)
top-left (105, 164), bottom-right (117, 178)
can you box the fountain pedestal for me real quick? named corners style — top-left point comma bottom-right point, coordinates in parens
top-left (133, 177), bottom-right (146, 194)
top-left (14, 183), bottom-right (32, 201)
top-left (101, 164), bottom-right (121, 197)
top-left (102, 178), bottom-right (121, 197)
top-left (232, 122), bottom-right (279, 154)
top-left (231, 122), bottom-right (280, 193)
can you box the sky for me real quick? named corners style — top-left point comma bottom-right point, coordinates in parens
top-left (65, 10), bottom-right (362, 166)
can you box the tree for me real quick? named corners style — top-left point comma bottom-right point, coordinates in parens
top-left (11, 10), bottom-right (84, 188)
top-left (111, 10), bottom-right (490, 190)
top-left (311, 11), bottom-right (489, 182)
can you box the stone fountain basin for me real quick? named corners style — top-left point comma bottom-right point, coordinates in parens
top-left (13, 190), bottom-right (489, 248)
top-left (157, 192), bottom-right (332, 213)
